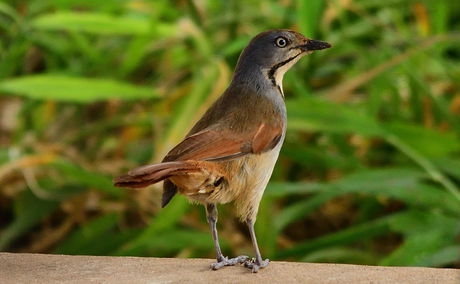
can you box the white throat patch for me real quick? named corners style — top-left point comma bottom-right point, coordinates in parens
top-left (267, 52), bottom-right (304, 96)
top-left (273, 55), bottom-right (302, 91)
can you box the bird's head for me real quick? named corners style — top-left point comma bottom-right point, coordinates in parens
top-left (234, 29), bottom-right (331, 90)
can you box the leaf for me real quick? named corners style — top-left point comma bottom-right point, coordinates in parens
top-left (256, 196), bottom-right (278, 257)
top-left (286, 97), bottom-right (460, 202)
top-left (277, 212), bottom-right (398, 258)
top-left (155, 63), bottom-right (221, 159)
top-left (266, 181), bottom-right (330, 197)
top-left (417, 245), bottom-right (460, 267)
top-left (330, 168), bottom-right (460, 213)
top-left (433, 157), bottom-right (460, 181)
top-left (116, 196), bottom-right (190, 255)
top-left (277, 210), bottom-right (455, 260)
top-left (334, 167), bottom-right (425, 192)
top-left (297, 0), bottom-right (324, 38)
top-left (0, 190), bottom-right (59, 250)
top-left (384, 132), bottom-right (460, 202)
top-left (0, 75), bottom-right (158, 102)
top-left (0, 2), bottom-right (18, 22)
top-left (220, 36), bottom-right (251, 56)
top-left (31, 12), bottom-right (176, 36)
top-left (270, 168), bottom-right (460, 257)
top-left (383, 122), bottom-right (460, 158)
top-left (268, 168), bottom-right (460, 215)
top-left (268, 168), bottom-right (423, 197)
top-left (54, 214), bottom-right (118, 254)
top-left (286, 98), bottom-right (383, 136)
top-left (54, 214), bottom-right (139, 255)
top-left (386, 210), bottom-right (460, 238)
top-left (282, 144), bottom-right (359, 172)
top-left (51, 159), bottom-right (121, 197)
top-left (142, 230), bottom-right (220, 254)
top-left (380, 210), bottom-right (460, 266)
top-left (274, 191), bottom-right (339, 232)
top-left (0, 39), bottom-right (30, 78)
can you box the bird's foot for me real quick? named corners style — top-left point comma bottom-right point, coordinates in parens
top-left (244, 258), bottom-right (270, 273)
top-left (210, 255), bottom-right (249, 270)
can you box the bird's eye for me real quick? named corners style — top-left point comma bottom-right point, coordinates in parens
top-left (275, 37), bottom-right (288, 48)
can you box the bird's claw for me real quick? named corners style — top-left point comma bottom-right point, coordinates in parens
top-left (210, 255), bottom-right (249, 270)
top-left (244, 258), bottom-right (270, 273)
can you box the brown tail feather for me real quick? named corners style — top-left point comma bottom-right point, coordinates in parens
top-left (113, 161), bottom-right (200, 188)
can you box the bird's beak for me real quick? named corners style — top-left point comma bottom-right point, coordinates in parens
top-left (298, 39), bottom-right (331, 51)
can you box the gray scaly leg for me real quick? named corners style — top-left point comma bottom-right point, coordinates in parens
top-left (206, 203), bottom-right (248, 270)
top-left (244, 219), bottom-right (269, 273)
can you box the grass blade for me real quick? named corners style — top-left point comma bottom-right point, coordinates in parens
top-left (0, 75), bottom-right (159, 102)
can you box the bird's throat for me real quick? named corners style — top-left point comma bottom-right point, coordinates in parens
top-left (267, 53), bottom-right (303, 98)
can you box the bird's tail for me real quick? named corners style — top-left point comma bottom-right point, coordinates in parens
top-left (113, 161), bottom-right (201, 188)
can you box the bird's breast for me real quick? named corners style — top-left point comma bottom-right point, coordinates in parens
top-left (218, 135), bottom-right (284, 203)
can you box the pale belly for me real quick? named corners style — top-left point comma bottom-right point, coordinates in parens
top-left (215, 140), bottom-right (283, 221)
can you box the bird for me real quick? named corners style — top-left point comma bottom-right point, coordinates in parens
top-left (114, 29), bottom-right (331, 273)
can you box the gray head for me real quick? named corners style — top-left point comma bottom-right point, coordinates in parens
top-left (232, 29), bottom-right (331, 91)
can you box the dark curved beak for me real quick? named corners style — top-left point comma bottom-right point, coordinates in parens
top-left (299, 39), bottom-right (331, 51)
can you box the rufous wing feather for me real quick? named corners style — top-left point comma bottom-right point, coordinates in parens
top-left (115, 122), bottom-right (283, 207)
top-left (163, 123), bottom-right (283, 163)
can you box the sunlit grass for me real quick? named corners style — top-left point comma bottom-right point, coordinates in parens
top-left (0, 0), bottom-right (459, 267)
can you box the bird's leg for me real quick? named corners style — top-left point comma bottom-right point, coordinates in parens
top-left (206, 203), bottom-right (248, 270)
top-left (206, 203), bottom-right (224, 262)
top-left (244, 219), bottom-right (270, 273)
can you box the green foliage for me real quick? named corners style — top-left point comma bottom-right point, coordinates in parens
top-left (287, 97), bottom-right (383, 136)
top-left (0, 190), bottom-right (59, 250)
top-left (32, 12), bottom-right (153, 36)
top-left (54, 214), bottom-right (137, 255)
top-left (1, 0), bottom-right (460, 268)
top-left (0, 75), bottom-right (158, 102)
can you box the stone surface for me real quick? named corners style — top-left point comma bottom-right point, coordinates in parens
top-left (1, 253), bottom-right (459, 284)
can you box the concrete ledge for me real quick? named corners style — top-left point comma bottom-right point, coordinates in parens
top-left (1, 253), bottom-right (459, 283)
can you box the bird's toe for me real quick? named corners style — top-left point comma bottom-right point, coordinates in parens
top-left (244, 258), bottom-right (270, 273)
top-left (210, 255), bottom-right (249, 270)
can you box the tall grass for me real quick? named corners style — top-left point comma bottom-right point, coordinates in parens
top-left (1, 0), bottom-right (459, 267)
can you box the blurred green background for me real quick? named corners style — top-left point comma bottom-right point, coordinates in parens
top-left (1, 0), bottom-right (460, 268)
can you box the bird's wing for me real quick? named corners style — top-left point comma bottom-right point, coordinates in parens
top-left (162, 123), bottom-right (283, 163)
